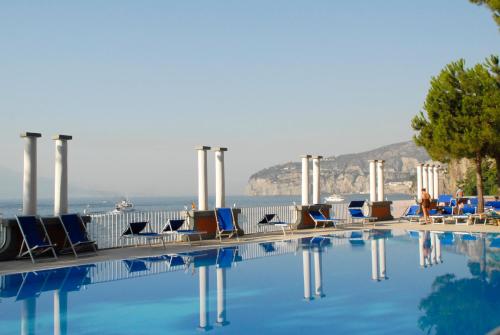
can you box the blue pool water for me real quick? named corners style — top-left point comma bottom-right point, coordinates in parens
top-left (1, 230), bottom-right (499, 335)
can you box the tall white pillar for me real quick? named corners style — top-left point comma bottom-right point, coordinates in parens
top-left (428, 165), bottom-right (434, 200)
top-left (301, 155), bottom-right (311, 205)
top-left (422, 165), bottom-right (429, 191)
top-left (54, 290), bottom-right (68, 335)
top-left (198, 266), bottom-right (209, 330)
top-left (369, 160), bottom-right (377, 202)
top-left (312, 156), bottom-right (322, 204)
top-left (433, 165), bottom-right (440, 199)
top-left (21, 298), bottom-right (36, 335)
top-left (21, 132), bottom-right (41, 215)
top-left (302, 249), bottom-right (312, 300)
top-left (378, 238), bottom-right (386, 280)
top-left (377, 160), bottom-right (385, 202)
top-left (371, 239), bottom-right (379, 281)
top-left (313, 250), bottom-right (324, 298)
top-left (213, 147), bottom-right (227, 208)
top-left (53, 135), bottom-right (72, 216)
top-left (216, 268), bottom-right (228, 326)
top-left (418, 232), bottom-right (425, 268)
top-left (195, 146), bottom-right (211, 211)
top-left (416, 164), bottom-right (423, 201)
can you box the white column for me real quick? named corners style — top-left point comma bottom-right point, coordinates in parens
top-left (21, 132), bottom-right (41, 215)
top-left (312, 156), bottom-right (322, 204)
top-left (371, 239), bottom-right (379, 281)
top-left (198, 266), bottom-right (209, 330)
top-left (428, 165), bottom-right (434, 200)
top-left (313, 250), bottom-right (324, 298)
top-left (433, 165), bottom-right (440, 199)
top-left (302, 249), bottom-right (312, 300)
top-left (54, 290), bottom-right (68, 335)
top-left (369, 160), bottom-right (377, 202)
top-left (195, 146), bottom-right (211, 211)
top-left (216, 268), bottom-right (227, 326)
top-left (378, 238), bottom-right (386, 280)
top-left (418, 232), bottom-right (425, 268)
top-left (377, 160), bottom-right (385, 201)
top-left (213, 147), bottom-right (227, 208)
top-left (416, 164), bottom-right (423, 201)
top-left (301, 155), bottom-right (311, 205)
top-left (21, 298), bottom-right (36, 335)
top-left (422, 165), bottom-right (429, 191)
top-left (53, 135), bottom-right (72, 216)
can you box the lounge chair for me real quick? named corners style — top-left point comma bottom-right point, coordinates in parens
top-left (58, 214), bottom-right (97, 257)
top-left (468, 197), bottom-right (478, 206)
top-left (348, 201), bottom-right (377, 225)
top-left (437, 194), bottom-right (453, 206)
top-left (121, 221), bottom-right (166, 248)
top-left (215, 208), bottom-right (239, 242)
top-left (430, 206), bottom-right (454, 224)
top-left (453, 205), bottom-right (476, 225)
top-left (16, 216), bottom-right (58, 263)
top-left (399, 205), bottom-right (422, 223)
top-left (485, 201), bottom-right (500, 210)
top-left (161, 219), bottom-right (205, 245)
top-left (308, 210), bottom-right (344, 229)
top-left (258, 214), bottom-right (293, 235)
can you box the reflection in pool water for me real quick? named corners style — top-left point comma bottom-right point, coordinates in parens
top-left (1, 230), bottom-right (499, 335)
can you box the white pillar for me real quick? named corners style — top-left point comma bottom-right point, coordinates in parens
top-left (213, 147), bottom-right (227, 208)
top-left (312, 156), bottom-right (322, 204)
top-left (371, 239), bottom-right (379, 281)
top-left (422, 165), bottom-right (429, 191)
top-left (216, 268), bottom-right (227, 326)
top-left (301, 155), bottom-right (311, 205)
top-left (21, 298), bottom-right (36, 335)
top-left (198, 266), bottom-right (209, 330)
top-left (54, 290), bottom-right (68, 335)
top-left (378, 238), bottom-right (386, 280)
top-left (313, 250), bottom-right (324, 298)
top-left (418, 232), bottom-right (425, 268)
top-left (377, 160), bottom-right (385, 202)
top-left (416, 164), bottom-right (423, 201)
top-left (21, 132), bottom-right (41, 215)
top-left (195, 146), bottom-right (211, 211)
top-left (302, 249), bottom-right (312, 300)
top-left (433, 165), bottom-right (440, 199)
top-left (53, 135), bottom-right (72, 216)
top-left (428, 165), bottom-right (434, 200)
top-left (369, 160), bottom-right (377, 202)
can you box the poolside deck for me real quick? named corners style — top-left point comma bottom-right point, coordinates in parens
top-left (1, 220), bottom-right (498, 276)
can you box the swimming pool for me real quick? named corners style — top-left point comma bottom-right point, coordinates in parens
top-left (1, 229), bottom-right (499, 335)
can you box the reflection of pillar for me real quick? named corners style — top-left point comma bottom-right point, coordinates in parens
top-left (371, 240), bottom-right (379, 281)
top-left (369, 160), bottom-right (377, 202)
top-left (435, 234), bottom-right (442, 263)
top-left (301, 155), bottom-right (311, 205)
top-left (216, 268), bottom-right (228, 326)
top-left (21, 132), bottom-right (41, 215)
top-left (54, 290), bottom-right (68, 335)
top-left (21, 298), bottom-right (36, 335)
top-left (430, 233), bottom-right (436, 265)
top-left (376, 160), bottom-right (385, 201)
top-left (428, 165), bottom-right (434, 200)
top-left (416, 164), bottom-right (423, 201)
top-left (53, 135), bottom-right (72, 216)
top-left (214, 147), bottom-right (227, 208)
top-left (433, 165), bottom-right (440, 199)
top-left (302, 250), bottom-right (312, 300)
top-left (313, 250), bottom-right (324, 298)
top-left (422, 165), bottom-right (428, 191)
top-left (198, 266), bottom-right (210, 331)
top-left (378, 238), bottom-right (386, 280)
top-left (418, 232), bottom-right (425, 268)
top-left (196, 146), bottom-right (211, 211)
top-left (312, 156), bottom-right (322, 204)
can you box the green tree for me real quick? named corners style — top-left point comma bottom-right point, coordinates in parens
top-left (470, 0), bottom-right (500, 27)
top-left (457, 160), bottom-right (498, 195)
top-left (484, 55), bottom-right (500, 195)
top-left (412, 59), bottom-right (499, 212)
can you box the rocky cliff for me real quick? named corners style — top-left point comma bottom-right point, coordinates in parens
top-left (246, 141), bottom-right (433, 196)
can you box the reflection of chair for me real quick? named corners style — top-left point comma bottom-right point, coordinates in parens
top-left (400, 205), bottom-right (422, 223)
top-left (258, 214), bottom-right (292, 235)
top-left (16, 271), bottom-right (50, 301)
top-left (215, 208), bottom-right (239, 242)
top-left (348, 201), bottom-right (376, 225)
top-left (162, 219), bottom-right (205, 245)
top-left (260, 242), bottom-right (276, 253)
top-left (16, 216), bottom-right (58, 263)
top-left (309, 210), bottom-right (344, 229)
top-left (349, 231), bottom-right (365, 246)
top-left (58, 214), bottom-right (97, 257)
top-left (408, 230), bottom-right (420, 239)
top-left (121, 221), bottom-right (166, 248)
top-left (437, 232), bottom-right (454, 245)
top-left (123, 259), bottom-right (149, 273)
top-left (456, 232), bottom-right (477, 241)
top-left (216, 247), bottom-right (239, 269)
top-left (490, 238), bottom-right (500, 248)
top-left (60, 265), bottom-right (94, 292)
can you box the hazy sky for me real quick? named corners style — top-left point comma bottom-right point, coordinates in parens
top-left (0, 1), bottom-right (498, 197)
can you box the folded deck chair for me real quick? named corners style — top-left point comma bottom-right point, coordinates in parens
top-left (58, 214), bottom-right (97, 257)
top-left (437, 194), bottom-right (453, 206)
top-left (215, 208), bottom-right (239, 242)
top-left (121, 221), bottom-right (166, 248)
top-left (161, 219), bottom-right (205, 245)
top-left (16, 216), bottom-right (58, 263)
top-left (308, 210), bottom-right (344, 229)
top-left (258, 214), bottom-right (292, 235)
top-left (399, 205), bottom-right (422, 223)
top-left (348, 201), bottom-right (377, 225)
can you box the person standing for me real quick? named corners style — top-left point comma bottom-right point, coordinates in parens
top-left (421, 188), bottom-right (431, 224)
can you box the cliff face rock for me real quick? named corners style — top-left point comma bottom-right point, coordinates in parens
top-left (246, 141), bottom-right (432, 196)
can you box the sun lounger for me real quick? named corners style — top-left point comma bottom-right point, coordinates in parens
top-left (258, 214), bottom-right (293, 235)
top-left (430, 206), bottom-right (454, 224)
top-left (400, 205), bottom-right (422, 223)
top-left (215, 208), bottom-right (239, 242)
top-left (121, 221), bottom-right (166, 248)
top-left (58, 214), bottom-right (97, 257)
top-left (348, 201), bottom-right (377, 225)
top-left (308, 210), bottom-right (344, 229)
top-left (16, 216), bottom-right (58, 263)
top-left (161, 219), bottom-right (205, 245)
top-left (437, 194), bottom-right (453, 206)
top-left (453, 205), bottom-right (476, 225)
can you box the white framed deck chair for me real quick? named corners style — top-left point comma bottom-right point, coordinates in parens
top-left (58, 214), bottom-right (97, 257)
top-left (161, 219), bottom-right (205, 245)
top-left (214, 208), bottom-right (240, 242)
top-left (16, 216), bottom-right (58, 264)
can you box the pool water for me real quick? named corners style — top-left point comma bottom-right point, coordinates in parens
top-left (1, 229), bottom-right (499, 335)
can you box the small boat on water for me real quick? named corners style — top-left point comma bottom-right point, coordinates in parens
top-left (324, 194), bottom-right (345, 203)
top-left (112, 198), bottom-right (135, 213)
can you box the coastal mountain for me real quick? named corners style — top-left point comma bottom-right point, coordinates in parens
top-left (246, 141), bottom-right (431, 196)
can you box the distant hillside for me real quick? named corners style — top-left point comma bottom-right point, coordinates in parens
top-left (246, 141), bottom-right (432, 196)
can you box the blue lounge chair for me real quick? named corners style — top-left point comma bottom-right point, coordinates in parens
top-left (348, 201), bottom-right (377, 225)
top-left (258, 214), bottom-right (293, 235)
top-left (16, 216), bottom-right (58, 263)
top-left (161, 219), bottom-right (205, 245)
top-left (121, 221), bottom-right (166, 248)
top-left (453, 205), bottom-right (476, 225)
top-left (485, 201), bottom-right (500, 210)
top-left (430, 206), bottom-right (454, 224)
top-left (58, 214), bottom-right (97, 257)
top-left (400, 205), bottom-right (422, 223)
top-left (308, 210), bottom-right (344, 229)
top-left (215, 208), bottom-right (239, 242)
top-left (437, 194), bottom-right (453, 206)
